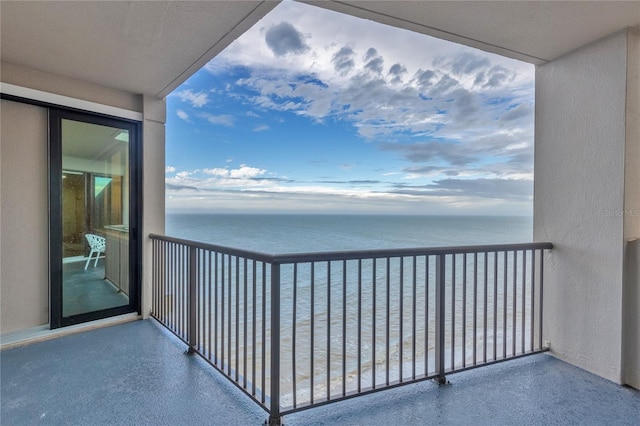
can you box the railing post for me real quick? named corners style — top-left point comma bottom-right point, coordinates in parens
top-left (268, 263), bottom-right (282, 425)
top-left (434, 254), bottom-right (447, 385)
top-left (187, 246), bottom-right (197, 354)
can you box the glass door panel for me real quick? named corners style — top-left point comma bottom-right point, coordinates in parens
top-left (56, 116), bottom-right (134, 322)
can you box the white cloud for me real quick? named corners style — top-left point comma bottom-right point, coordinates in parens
top-left (176, 109), bottom-right (190, 122)
top-left (201, 113), bottom-right (234, 127)
top-left (253, 124), bottom-right (270, 132)
top-left (165, 166), bottom-right (176, 173)
top-left (174, 89), bottom-right (209, 107)
top-left (202, 165), bottom-right (267, 180)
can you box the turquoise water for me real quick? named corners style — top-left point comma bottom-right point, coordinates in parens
top-left (166, 214), bottom-right (533, 252)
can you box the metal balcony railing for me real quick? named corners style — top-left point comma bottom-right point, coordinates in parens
top-left (149, 234), bottom-right (552, 425)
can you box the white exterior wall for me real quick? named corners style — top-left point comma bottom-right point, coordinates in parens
top-left (0, 63), bottom-right (165, 333)
top-left (141, 95), bottom-right (166, 318)
top-left (622, 30), bottom-right (640, 389)
top-left (535, 30), bottom-right (639, 385)
top-left (0, 100), bottom-right (49, 333)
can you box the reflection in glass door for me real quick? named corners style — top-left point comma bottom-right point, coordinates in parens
top-left (50, 110), bottom-right (139, 327)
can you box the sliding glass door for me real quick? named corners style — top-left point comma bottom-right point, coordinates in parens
top-left (50, 109), bottom-right (140, 328)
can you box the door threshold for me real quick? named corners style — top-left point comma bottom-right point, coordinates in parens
top-left (0, 313), bottom-right (140, 350)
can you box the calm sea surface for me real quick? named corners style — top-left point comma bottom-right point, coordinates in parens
top-left (164, 214), bottom-right (534, 404)
top-left (166, 214), bottom-right (533, 252)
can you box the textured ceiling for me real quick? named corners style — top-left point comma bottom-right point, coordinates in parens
top-left (308, 1), bottom-right (640, 64)
top-left (1, 1), bottom-right (639, 97)
top-left (0, 1), bottom-right (277, 97)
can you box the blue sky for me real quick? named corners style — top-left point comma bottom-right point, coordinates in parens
top-left (166, 1), bottom-right (535, 215)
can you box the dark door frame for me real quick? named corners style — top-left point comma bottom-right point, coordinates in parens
top-left (49, 108), bottom-right (142, 328)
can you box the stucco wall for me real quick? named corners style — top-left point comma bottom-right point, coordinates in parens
top-left (534, 31), bottom-right (629, 383)
top-left (0, 100), bottom-right (49, 333)
top-left (622, 29), bottom-right (640, 389)
top-left (1, 63), bottom-right (142, 113)
top-left (1, 68), bottom-right (164, 333)
top-left (141, 95), bottom-right (166, 318)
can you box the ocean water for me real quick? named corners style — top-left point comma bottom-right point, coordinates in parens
top-left (163, 214), bottom-right (534, 406)
top-left (166, 214), bottom-right (533, 252)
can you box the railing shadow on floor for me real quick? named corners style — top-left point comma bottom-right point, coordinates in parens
top-left (149, 234), bottom-right (552, 425)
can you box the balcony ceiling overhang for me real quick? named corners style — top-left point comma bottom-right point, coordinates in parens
top-left (307, 1), bottom-right (640, 65)
top-left (0, 1), bottom-right (278, 98)
top-left (1, 1), bottom-right (639, 98)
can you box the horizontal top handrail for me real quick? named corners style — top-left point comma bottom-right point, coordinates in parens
top-left (150, 233), bottom-right (552, 265)
top-left (149, 233), bottom-right (275, 263)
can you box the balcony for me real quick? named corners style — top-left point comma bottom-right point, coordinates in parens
top-left (2, 318), bottom-right (639, 425)
top-left (2, 235), bottom-right (639, 424)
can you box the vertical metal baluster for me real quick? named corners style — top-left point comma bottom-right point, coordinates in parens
top-left (539, 250), bottom-right (545, 350)
top-left (412, 256), bottom-right (417, 381)
top-left (372, 258), bottom-right (377, 389)
top-left (152, 240), bottom-right (156, 317)
top-left (188, 246), bottom-right (197, 353)
top-left (435, 254), bottom-right (446, 384)
top-left (166, 242), bottom-right (169, 325)
top-left (483, 251), bottom-right (488, 363)
top-left (462, 253), bottom-right (467, 368)
top-left (175, 245), bottom-right (179, 334)
top-left (252, 260), bottom-right (257, 395)
top-left (185, 246), bottom-right (189, 340)
top-left (292, 263), bottom-right (297, 408)
top-left (152, 240), bottom-right (156, 316)
top-left (164, 241), bottom-right (167, 322)
top-left (221, 254), bottom-right (226, 371)
top-left (244, 258), bottom-right (248, 388)
top-left (182, 246), bottom-right (186, 339)
top-left (236, 257), bottom-right (240, 381)
top-left (214, 253), bottom-right (219, 366)
top-left (261, 262), bottom-right (266, 404)
top-left (357, 259), bottom-right (363, 392)
top-left (512, 250), bottom-right (518, 356)
top-left (310, 262), bottom-right (315, 403)
top-left (269, 263), bottom-right (281, 425)
top-left (168, 243), bottom-right (173, 329)
top-left (197, 250), bottom-right (202, 355)
top-left (473, 252), bottom-right (478, 365)
top-left (326, 261), bottom-right (331, 401)
top-left (385, 257), bottom-right (390, 387)
top-left (522, 250), bottom-right (527, 353)
top-left (161, 240), bottom-right (165, 320)
top-left (180, 245), bottom-right (184, 337)
top-left (172, 244), bottom-right (177, 332)
top-left (493, 251), bottom-right (498, 361)
top-left (208, 251), bottom-right (212, 360)
top-left (163, 241), bottom-right (166, 321)
top-left (503, 251), bottom-right (508, 359)
top-left (342, 260), bottom-right (347, 397)
top-left (197, 249), bottom-right (201, 352)
top-left (162, 241), bottom-right (166, 324)
top-left (228, 255), bottom-right (232, 376)
top-left (156, 240), bottom-right (160, 318)
top-left (185, 246), bottom-right (189, 339)
top-left (451, 254), bottom-right (456, 370)
top-left (530, 250), bottom-right (536, 351)
top-left (197, 249), bottom-right (202, 351)
top-left (172, 244), bottom-right (176, 330)
top-left (425, 256), bottom-right (429, 375)
top-left (180, 245), bottom-right (183, 335)
top-left (180, 245), bottom-right (184, 338)
top-left (171, 243), bottom-right (176, 332)
top-left (399, 257), bottom-right (404, 382)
